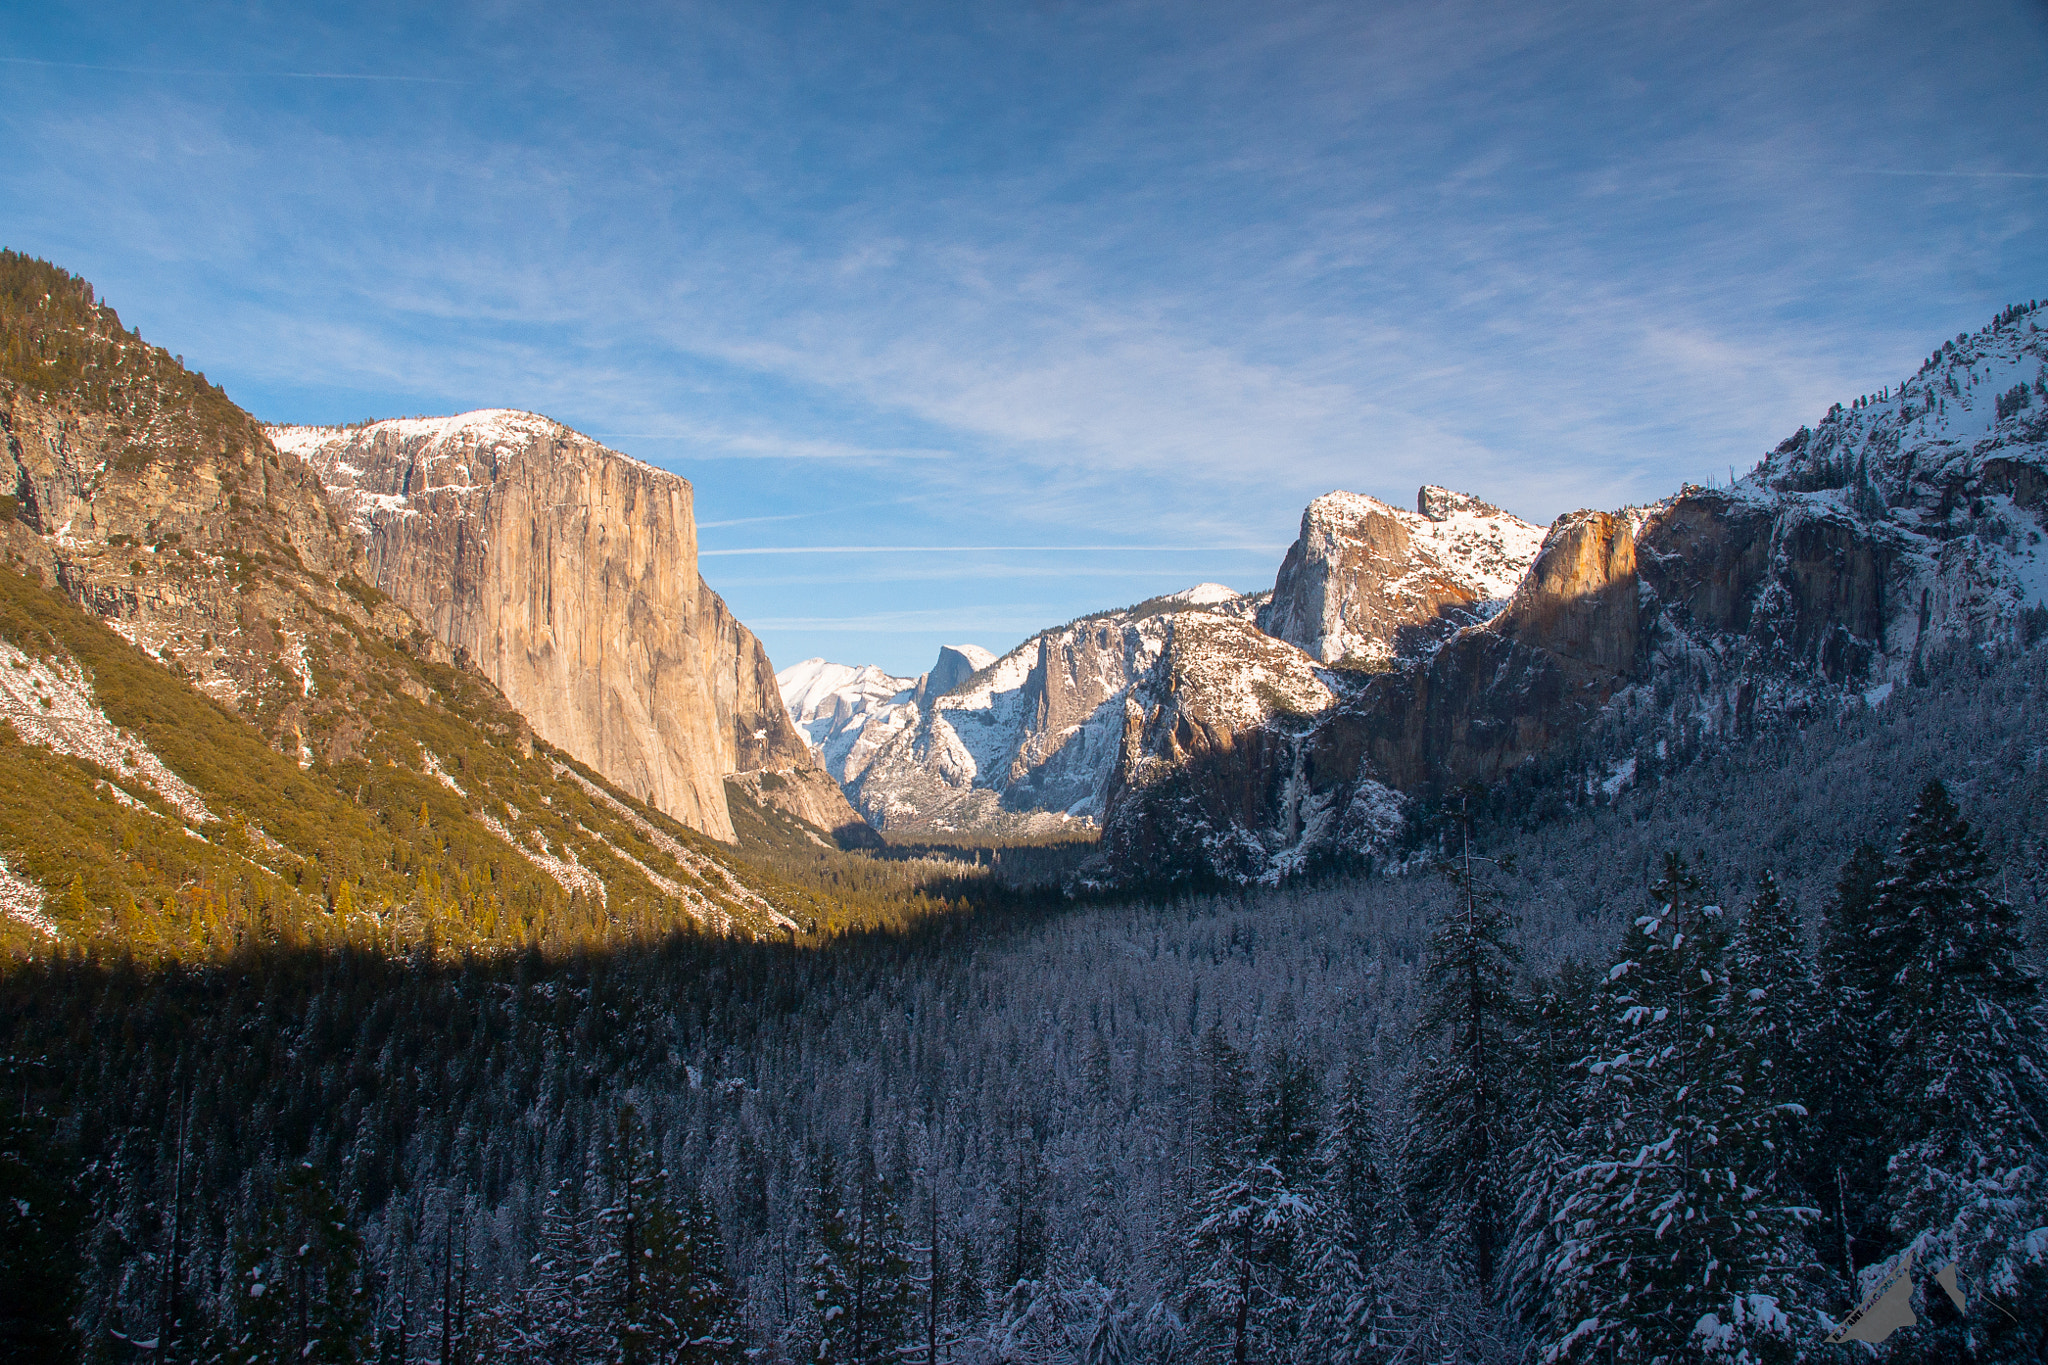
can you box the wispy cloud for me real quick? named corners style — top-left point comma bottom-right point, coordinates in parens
top-left (0, 55), bottom-right (463, 83)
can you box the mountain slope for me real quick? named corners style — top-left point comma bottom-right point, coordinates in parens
top-left (845, 588), bottom-right (1324, 836)
top-left (0, 251), bottom-right (888, 951)
top-left (776, 643), bottom-right (998, 792)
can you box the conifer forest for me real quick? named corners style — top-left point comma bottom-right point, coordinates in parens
top-left (3, 633), bottom-right (2045, 1363)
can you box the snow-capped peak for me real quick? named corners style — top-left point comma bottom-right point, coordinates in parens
top-left (1160, 582), bottom-right (1242, 606)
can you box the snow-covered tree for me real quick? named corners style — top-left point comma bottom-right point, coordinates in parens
top-left (1864, 780), bottom-right (2048, 1359)
top-left (1186, 1032), bottom-right (1320, 1362)
top-left (1404, 826), bottom-right (1524, 1296)
top-left (800, 1145), bottom-right (914, 1364)
top-left (671, 1187), bottom-right (747, 1365)
top-left (1727, 870), bottom-right (1822, 1193)
top-left (1812, 841), bottom-right (1892, 1274)
top-left (1536, 857), bottom-right (1821, 1364)
top-left (223, 1163), bottom-right (367, 1365)
top-left (497, 1178), bottom-right (606, 1363)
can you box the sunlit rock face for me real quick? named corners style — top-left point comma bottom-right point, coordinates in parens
top-left (274, 412), bottom-right (861, 843)
top-left (1259, 487), bottom-right (1545, 667)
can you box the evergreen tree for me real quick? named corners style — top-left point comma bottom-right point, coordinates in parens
top-left (1812, 841), bottom-right (1891, 1274)
top-left (1503, 961), bottom-right (1600, 1329)
top-left (827, 1150), bottom-right (916, 1365)
top-left (996, 1129), bottom-right (1050, 1294)
top-left (1404, 825), bottom-right (1524, 1295)
top-left (498, 1180), bottom-right (605, 1363)
top-left (1865, 781), bottom-right (2048, 1359)
top-left (671, 1187), bottom-right (746, 1365)
top-left (606, 1105), bottom-right (689, 1365)
top-left (1537, 856), bottom-right (1820, 1364)
top-left (1308, 1056), bottom-right (1409, 1364)
top-left (1186, 1030), bottom-right (1319, 1362)
top-left (1728, 870), bottom-right (1822, 1194)
top-left (225, 1163), bottom-right (368, 1365)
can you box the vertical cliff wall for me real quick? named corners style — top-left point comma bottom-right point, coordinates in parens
top-left (272, 412), bottom-right (861, 843)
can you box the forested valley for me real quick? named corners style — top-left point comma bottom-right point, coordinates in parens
top-left (3, 637), bottom-right (2044, 1363)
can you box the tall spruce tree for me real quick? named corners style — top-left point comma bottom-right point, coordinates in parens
top-left (1812, 841), bottom-right (1892, 1275)
top-left (1728, 870), bottom-right (1822, 1195)
top-left (671, 1188), bottom-right (747, 1365)
top-left (843, 1151), bottom-right (917, 1365)
top-left (498, 1179), bottom-right (605, 1363)
top-left (225, 1163), bottom-right (368, 1365)
top-left (606, 1105), bottom-right (686, 1365)
top-left (1310, 1056), bottom-right (1413, 1364)
top-left (1404, 821), bottom-right (1524, 1296)
top-left (1864, 781), bottom-right (2048, 1360)
top-left (1537, 856), bottom-right (1820, 1364)
top-left (0, 1094), bottom-right (85, 1364)
top-left (1503, 961), bottom-right (1600, 1330)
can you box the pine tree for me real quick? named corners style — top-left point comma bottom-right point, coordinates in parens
top-left (801, 1146), bottom-right (855, 1363)
top-left (499, 1180), bottom-right (605, 1363)
top-left (225, 1163), bottom-right (368, 1365)
top-left (1536, 856), bottom-right (1821, 1364)
top-left (1186, 1030), bottom-right (1319, 1362)
top-left (1728, 870), bottom-right (1822, 1194)
top-left (835, 1154), bottom-right (917, 1365)
top-left (0, 1094), bottom-right (86, 1363)
top-left (1185, 1023), bottom-right (1255, 1362)
top-left (671, 1187), bottom-right (746, 1365)
top-left (1503, 961), bottom-right (1600, 1329)
top-left (1813, 842), bottom-right (1891, 1275)
top-left (1864, 781), bottom-right (2048, 1359)
top-left (606, 1105), bottom-right (690, 1365)
top-left (1308, 1057), bottom-right (1408, 1363)
top-left (1404, 822), bottom-right (1524, 1296)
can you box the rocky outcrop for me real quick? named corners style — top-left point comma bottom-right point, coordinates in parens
top-left (0, 265), bottom-right (430, 761)
top-left (272, 412), bottom-right (862, 843)
top-left (916, 643), bottom-right (996, 705)
top-left (1259, 486), bottom-right (1543, 665)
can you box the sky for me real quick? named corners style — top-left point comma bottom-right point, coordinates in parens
top-left (3, 1), bottom-right (2045, 677)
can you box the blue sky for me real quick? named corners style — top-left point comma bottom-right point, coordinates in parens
top-left (4, 1), bottom-right (2045, 676)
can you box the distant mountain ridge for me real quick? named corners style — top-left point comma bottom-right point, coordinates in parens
top-left (778, 485), bottom-right (1543, 845)
top-left (784, 304), bottom-right (2048, 881)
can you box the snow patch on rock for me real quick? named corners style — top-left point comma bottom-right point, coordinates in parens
top-left (0, 855), bottom-right (53, 938)
top-left (0, 643), bottom-right (213, 824)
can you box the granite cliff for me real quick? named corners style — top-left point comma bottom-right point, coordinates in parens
top-left (1259, 486), bottom-right (1542, 665)
top-left (271, 414), bottom-right (865, 844)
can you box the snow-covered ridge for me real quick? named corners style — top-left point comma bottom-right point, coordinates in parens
top-left (1259, 486), bottom-right (1546, 667)
top-left (1313, 489), bottom-right (1543, 603)
top-left (267, 410), bottom-right (674, 534)
top-left (1746, 300), bottom-right (2048, 646)
top-left (270, 409), bottom-right (603, 462)
top-left (844, 584), bottom-right (1318, 834)
top-left (775, 644), bottom-right (1005, 789)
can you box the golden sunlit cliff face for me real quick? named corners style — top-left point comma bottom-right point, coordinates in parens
top-left (270, 413), bottom-right (866, 846)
